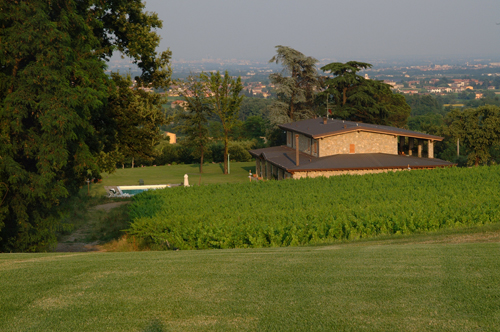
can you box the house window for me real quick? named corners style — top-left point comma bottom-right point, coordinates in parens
top-left (350, 144), bottom-right (355, 153)
top-left (313, 140), bottom-right (318, 155)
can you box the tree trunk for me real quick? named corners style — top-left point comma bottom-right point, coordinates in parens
top-left (200, 149), bottom-right (204, 173)
top-left (224, 131), bottom-right (229, 174)
top-left (199, 124), bottom-right (204, 173)
top-left (343, 87), bottom-right (347, 106)
top-left (475, 156), bottom-right (479, 167)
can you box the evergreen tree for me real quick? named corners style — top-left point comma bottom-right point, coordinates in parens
top-left (321, 61), bottom-right (410, 127)
top-left (268, 46), bottom-right (320, 124)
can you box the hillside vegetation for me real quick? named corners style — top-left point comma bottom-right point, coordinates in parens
top-left (127, 166), bottom-right (500, 250)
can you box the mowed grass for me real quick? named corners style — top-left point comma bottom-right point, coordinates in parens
top-left (91, 162), bottom-right (256, 196)
top-left (1, 239), bottom-right (500, 331)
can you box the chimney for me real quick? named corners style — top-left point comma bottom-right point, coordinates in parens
top-left (295, 134), bottom-right (299, 166)
top-left (323, 117), bottom-right (327, 124)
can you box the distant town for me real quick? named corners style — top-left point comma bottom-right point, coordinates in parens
top-left (109, 56), bottom-right (500, 100)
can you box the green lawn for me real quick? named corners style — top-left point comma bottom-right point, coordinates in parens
top-left (91, 162), bottom-right (256, 196)
top-left (1, 238), bottom-right (499, 331)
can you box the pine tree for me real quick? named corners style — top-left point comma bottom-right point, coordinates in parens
top-left (268, 46), bottom-right (320, 124)
top-left (321, 61), bottom-right (410, 127)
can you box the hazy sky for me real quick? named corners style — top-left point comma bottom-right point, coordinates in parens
top-left (144, 0), bottom-right (500, 61)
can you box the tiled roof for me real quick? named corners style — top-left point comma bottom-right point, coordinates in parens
top-left (249, 146), bottom-right (455, 173)
top-left (278, 118), bottom-right (444, 141)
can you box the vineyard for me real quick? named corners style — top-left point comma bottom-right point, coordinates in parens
top-left (127, 166), bottom-right (500, 249)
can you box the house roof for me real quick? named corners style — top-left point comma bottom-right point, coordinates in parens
top-left (249, 146), bottom-right (455, 173)
top-left (278, 118), bottom-right (444, 141)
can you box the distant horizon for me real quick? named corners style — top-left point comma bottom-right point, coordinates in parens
top-left (107, 53), bottom-right (500, 73)
top-left (140, 0), bottom-right (500, 62)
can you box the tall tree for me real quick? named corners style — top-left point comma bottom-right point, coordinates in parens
top-left (176, 75), bottom-right (212, 173)
top-left (268, 46), bottom-right (320, 124)
top-left (104, 73), bottom-right (168, 170)
top-left (321, 61), bottom-right (410, 127)
top-left (447, 105), bottom-right (500, 166)
top-left (0, 0), bottom-right (170, 251)
top-left (205, 71), bottom-right (243, 175)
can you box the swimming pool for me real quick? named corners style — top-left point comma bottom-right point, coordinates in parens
top-left (117, 185), bottom-right (170, 196)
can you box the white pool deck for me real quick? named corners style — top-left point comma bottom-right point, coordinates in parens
top-left (117, 185), bottom-right (170, 195)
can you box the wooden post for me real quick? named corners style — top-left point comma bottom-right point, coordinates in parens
top-left (408, 138), bottom-right (414, 156)
top-left (418, 139), bottom-right (422, 158)
top-left (295, 134), bottom-right (300, 166)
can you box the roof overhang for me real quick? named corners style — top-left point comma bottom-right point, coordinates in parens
top-left (279, 124), bottom-right (444, 141)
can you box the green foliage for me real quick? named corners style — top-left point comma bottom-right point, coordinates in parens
top-left (321, 61), bottom-right (411, 127)
top-left (447, 105), bottom-right (500, 166)
top-left (239, 97), bottom-right (273, 120)
top-left (204, 71), bottom-right (244, 174)
top-left (407, 113), bottom-right (444, 132)
top-left (0, 0), bottom-right (170, 251)
top-left (228, 140), bottom-right (255, 162)
top-left (127, 166), bottom-right (500, 250)
top-left (106, 73), bottom-right (168, 168)
top-left (175, 75), bottom-right (212, 172)
top-left (268, 46), bottom-right (320, 123)
top-left (404, 94), bottom-right (445, 116)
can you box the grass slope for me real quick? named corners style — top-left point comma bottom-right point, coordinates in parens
top-left (1, 238), bottom-right (499, 331)
top-left (91, 162), bottom-right (256, 196)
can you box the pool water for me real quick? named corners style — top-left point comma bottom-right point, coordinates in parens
top-left (121, 189), bottom-right (149, 195)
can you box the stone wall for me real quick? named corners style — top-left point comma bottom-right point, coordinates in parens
top-left (319, 131), bottom-right (397, 157)
top-left (291, 168), bottom-right (407, 179)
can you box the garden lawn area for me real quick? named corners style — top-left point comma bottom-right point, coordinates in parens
top-left (1, 240), bottom-right (499, 331)
top-left (91, 162), bottom-right (255, 196)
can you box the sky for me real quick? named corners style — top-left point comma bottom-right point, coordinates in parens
top-left (143, 0), bottom-right (500, 61)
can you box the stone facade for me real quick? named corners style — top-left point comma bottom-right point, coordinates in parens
top-left (291, 168), bottom-right (408, 179)
top-left (319, 131), bottom-right (397, 157)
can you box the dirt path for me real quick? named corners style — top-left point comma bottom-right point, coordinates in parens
top-left (55, 201), bottom-right (130, 252)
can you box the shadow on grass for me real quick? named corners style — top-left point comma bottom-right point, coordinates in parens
top-left (143, 319), bottom-right (168, 332)
top-left (241, 165), bottom-right (256, 173)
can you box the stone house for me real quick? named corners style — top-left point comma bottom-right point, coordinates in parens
top-left (249, 118), bottom-right (455, 180)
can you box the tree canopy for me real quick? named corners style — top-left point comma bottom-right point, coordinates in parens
top-left (0, 0), bottom-right (170, 251)
top-left (205, 71), bottom-right (244, 175)
top-left (176, 74), bottom-right (212, 173)
top-left (446, 105), bottom-right (500, 166)
top-left (268, 46), bottom-right (321, 124)
top-left (321, 61), bottom-right (410, 127)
